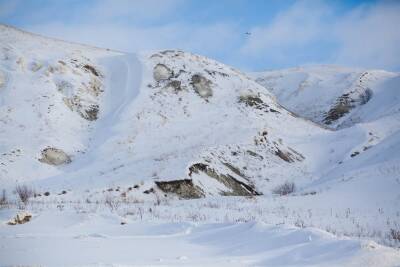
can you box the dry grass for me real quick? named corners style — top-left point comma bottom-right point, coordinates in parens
top-left (15, 185), bottom-right (34, 206)
top-left (272, 181), bottom-right (296, 196)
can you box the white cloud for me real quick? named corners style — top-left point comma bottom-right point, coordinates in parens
top-left (240, 0), bottom-right (400, 70)
top-left (240, 1), bottom-right (333, 60)
top-left (87, 0), bottom-right (184, 22)
top-left (333, 2), bottom-right (400, 70)
top-left (21, 0), bottom-right (238, 59)
top-left (10, 0), bottom-right (400, 71)
top-left (25, 21), bottom-right (238, 57)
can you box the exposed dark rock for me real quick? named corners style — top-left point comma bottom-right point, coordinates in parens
top-left (246, 150), bottom-right (264, 160)
top-left (188, 163), bottom-right (260, 196)
top-left (155, 179), bottom-right (204, 199)
top-left (275, 148), bottom-right (294, 163)
top-left (323, 87), bottom-right (373, 125)
top-left (167, 80), bottom-right (181, 91)
top-left (63, 97), bottom-right (99, 121)
top-left (81, 104), bottom-right (99, 121)
top-left (191, 74), bottom-right (213, 98)
top-left (205, 69), bottom-right (229, 77)
top-left (143, 188), bottom-right (155, 194)
top-left (82, 64), bottom-right (101, 77)
top-left (323, 94), bottom-right (353, 125)
top-left (238, 94), bottom-right (269, 111)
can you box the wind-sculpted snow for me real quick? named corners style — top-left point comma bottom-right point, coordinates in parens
top-left (1, 210), bottom-right (399, 266)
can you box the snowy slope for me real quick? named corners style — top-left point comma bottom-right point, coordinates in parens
top-left (252, 65), bottom-right (400, 223)
top-left (252, 66), bottom-right (400, 196)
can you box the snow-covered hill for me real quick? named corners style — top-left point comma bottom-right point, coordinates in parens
top-left (0, 24), bottom-right (324, 198)
top-left (251, 65), bottom-right (400, 129)
top-left (252, 65), bottom-right (400, 199)
top-left (1, 25), bottom-right (399, 266)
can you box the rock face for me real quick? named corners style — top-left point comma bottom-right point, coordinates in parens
top-left (188, 163), bottom-right (260, 196)
top-left (323, 88), bottom-right (373, 126)
top-left (239, 94), bottom-right (270, 111)
top-left (8, 212), bottom-right (32, 225)
top-left (153, 64), bottom-right (173, 82)
top-left (0, 70), bottom-right (5, 88)
top-left (167, 80), bottom-right (182, 92)
top-left (63, 97), bottom-right (100, 121)
top-left (39, 147), bottom-right (71, 166)
top-left (155, 179), bottom-right (204, 199)
top-left (191, 74), bottom-right (213, 98)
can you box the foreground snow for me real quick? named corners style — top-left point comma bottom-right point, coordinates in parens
top-left (1, 208), bottom-right (399, 267)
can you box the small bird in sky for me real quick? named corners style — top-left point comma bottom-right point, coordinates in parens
top-left (245, 32), bottom-right (251, 36)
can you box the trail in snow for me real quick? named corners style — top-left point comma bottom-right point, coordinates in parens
top-left (64, 53), bottom-right (142, 170)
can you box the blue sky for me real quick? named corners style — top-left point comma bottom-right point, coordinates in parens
top-left (1, 0), bottom-right (399, 71)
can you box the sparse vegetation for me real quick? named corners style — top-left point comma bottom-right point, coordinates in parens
top-left (0, 189), bottom-right (7, 206)
top-left (389, 229), bottom-right (400, 242)
top-left (272, 181), bottom-right (296, 196)
top-left (104, 194), bottom-right (120, 212)
top-left (15, 184), bottom-right (34, 206)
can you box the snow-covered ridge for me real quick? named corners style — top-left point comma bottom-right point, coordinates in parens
top-left (251, 65), bottom-right (400, 129)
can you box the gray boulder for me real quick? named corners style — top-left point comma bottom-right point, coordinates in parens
top-left (153, 64), bottom-right (173, 82)
top-left (39, 147), bottom-right (71, 165)
top-left (191, 74), bottom-right (213, 98)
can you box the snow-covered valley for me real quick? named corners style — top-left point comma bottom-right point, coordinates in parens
top-left (0, 24), bottom-right (399, 266)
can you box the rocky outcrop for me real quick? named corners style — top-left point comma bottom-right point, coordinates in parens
top-left (323, 93), bottom-right (353, 125)
top-left (153, 64), bottom-right (173, 82)
top-left (155, 179), bottom-right (204, 199)
top-left (238, 93), bottom-right (279, 113)
top-left (323, 79), bottom-right (373, 126)
top-left (253, 131), bottom-right (305, 163)
top-left (191, 74), bottom-right (213, 98)
top-left (39, 147), bottom-right (71, 165)
top-left (63, 97), bottom-right (99, 121)
top-left (167, 80), bottom-right (182, 92)
top-left (188, 163), bottom-right (260, 196)
top-left (0, 70), bottom-right (5, 89)
top-left (8, 212), bottom-right (32, 225)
